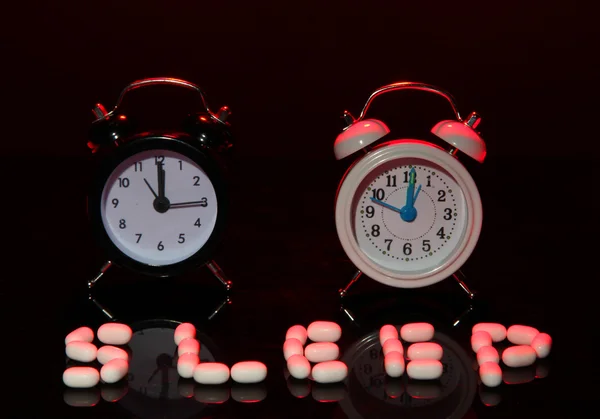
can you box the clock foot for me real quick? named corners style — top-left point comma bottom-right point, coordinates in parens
top-left (451, 304), bottom-right (474, 328)
top-left (452, 269), bottom-right (476, 300)
top-left (88, 293), bottom-right (116, 320)
top-left (339, 270), bottom-right (363, 298)
top-left (206, 260), bottom-right (232, 291)
top-left (340, 304), bottom-right (361, 328)
top-left (88, 261), bottom-right (112, 289)
top-left (208, 295), bottom-right (231, 321)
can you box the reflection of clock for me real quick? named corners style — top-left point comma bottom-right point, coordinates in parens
top-left (340, 328), bottom-right (476, 419)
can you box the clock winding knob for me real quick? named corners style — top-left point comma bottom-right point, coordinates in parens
top-left (92, 103), bottom-right (108, 120)
top-left (215, 106), bottom-right (230, 123)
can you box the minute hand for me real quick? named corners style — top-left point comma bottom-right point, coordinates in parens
top-left (370, 198), bottom-right (406, 214)
top-left (170, 200), bottom-right (208, 208)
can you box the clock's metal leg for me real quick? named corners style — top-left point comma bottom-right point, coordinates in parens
top-left (206, 260), bottom-right (232, 291)
top-left (452, 269), bottom-right (475, 300)
top-left (452, 304), bottom-right (474, 327)
top-left (88, 293), bottom-right (116, 320)
top-left (340, 305), bottom-right (361, 328)
top-left (208, 295), bottom-right (231, 321)
top-left (339, 270), bottom-right (362, 298)
top-left (88, 260), bottom-right (112, 289)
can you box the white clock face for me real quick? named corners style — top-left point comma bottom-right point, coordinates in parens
top-left (353, 158), bottom-right (467, 274)
top-left (100, 149), bottom-right (218, 266)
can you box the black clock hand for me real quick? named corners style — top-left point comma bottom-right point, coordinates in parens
top-left (143, 178), bottom-right (158, 198)
top-left (170, 199), bottom-right (208, 208)
top-left (157, 162), bottom-right (166, 199)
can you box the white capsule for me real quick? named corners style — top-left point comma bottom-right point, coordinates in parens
top-left (286, 325), bottom-right (308, 345)
top-left (100, 358), bottom-right (128, 384)
top-left (66, 341), bottom-right (98, 363)
top-left (530, 332), bottom-right (552, 358)
top-left (382, 338), bottom-right (404, 357)
top-left (502, 345), bottom-right (536, 367)
top-left (193, 362), bottom-right (230, 385)
top-left (97, 345), bottom-right (129, 365)
top-left (479, 361), bottom-right (502, 387)
top-left (177, 353), bottom-right (200, 378)
top-left (305, 342), bottom-right (339, 363)
top-left (287, 354), bottom-right (311, 379)
top-left (174, 322), bottom-right (196, 346)
top-left (97, 323), bottom-right (132, 345)
top-left (507, 325), bottom-right (539, 345)
top-left (400, 323), bottom-right (434, 342)
top-left (407, 342), bottom-right (443, 361)
top-left (231, 361), bottom-right (267, 383)
top-left (311, 360), bottom-right (347, 384)
top-left (307, 321), bottom-right (342, 342)
top-left (477, 346), bottom-right (499, 366)
top-left (384, 351), bottom-right (405, 377)
top-left (472, 323), bottom-right (507, 342)
top-left (63, 366), bottom-right (100, 388)
top-left (471, 331), bottom-right (492, 353)
top-left (65, 326), bottom-right (94, 345)
top-left (178, 338), bottom-right (200, 356)
top-left (379, 325), bottom-right (399, 346)
top-left (283, 338), bottom-right (304, 361)
top-left (406, 359), bottom-right (443, 380)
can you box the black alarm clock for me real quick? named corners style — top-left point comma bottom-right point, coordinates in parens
top-left (85, 78), bottom-right (233, 289)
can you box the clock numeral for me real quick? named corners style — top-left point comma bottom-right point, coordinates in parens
top-left (193, 176), bottom-right (200, 186)
top-left (426, 175), bottom-right (432, 187)
top-left (363, 364), bottom-right (373, 374)
top-left (178, 233), bottom-right (185, 243)
top-left (118, 177), bottom-right (130, 188)
top-left (372, 189), bottom-right (384, 200)
top-left (442, 363), bottom-right (449, 373)
top-left (403, 242), bottom-right (412, 255)
top-left (444, 208), bottom-right (452, 220)
top-left (194, 218), bottom-right (201, 227)
top-left (134, 162), bottom-right (143, 172)
top-left (386, 175), bottom-right (397, 187)
top-left (384, 239), bottom-right (393, 251)
top-left (370, 376), bottom-right (383, 388)
top-left (112, 198), bottom-right (119, 208)
top-left (422, 239), bottom-right (431, 252)
top-left (200, 197), bottom-right (208, 207)
top-left (135, 233), bottom-right (142, 243)
top-left (119, 219), bottom-right (126, 229)
top-left (371, 225), bottom-right (380, 237)
top-left (403, 171), bottom-right (417, 183)
top-left (157, 241), bottom-right (164, 251)
top-left (438, 190), bottom-right (446, 201)
top-left (179, 160), bottom-right (183, 170)
top-left (369, 349), bottom-right (379, 360)
top-left (155, 156), bottom-right (165, 164)
top-left (437, 227), bottom-right (445, 239)
top-left (366, 206), bottom-right (375, 218)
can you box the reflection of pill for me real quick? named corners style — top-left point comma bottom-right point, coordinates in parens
top-left (231, 383), bottom-right (267, 403)
top-left (479, 361), bottom-right (502, 387)
top-left (101, 383), bottom-right (129, 402)
top-left (66, 341), bottom-right (98, 362)
top-left (231, 361), bottom-right (268, 383)
top-left (535, 361), bottom-right (550, 379)
top-left (502, 345), bottom-right (536, 367)
top-left (312, 361), bottom-right (348, 383)
top-left (63, 366), bottom-right (100, 388)
top-left (400, 323), bottom-right (434, 342)
top-left (479, 385), bottom-right (501, 406)
top-left (385, 378), bottom-right (404, 398)
top-left (101, 358), bottom-right (128, 384)
top-left (503, 365), bottom-right (535, 384)
top-left (65, 327), bottom-right (94, 345)
top-left (177, 353), bottom-right (200, 378)
top-left (312, 382), bottom-right (345, 402)
top-left (472, 323), bottom-right (507, 342)
top-left (407, 342), bottom-right (443, 360)
top-left (477, 346), bottom-right (499, 366)
top-left (382, 338), bottom-right (404, 356)
top-left (407, 380), bottom-right (443, 399)
top-left (380, 325), bottom-right (399, 346)
top-left (471, 331), bottom-right (492, 353)
top-left (531, 333), bottom-right (552, 358)
top-left (63, 388), bottom-right (101, 407)
top-left (194, 363), bottom-right (230, 384)
top-left (305, 342), bottom-right (339, 363)
top-left (287, 354), bottom-right (311, 379)
top-left (284, 338), bottom-right (304, 361)
top-left (307, 321), bottom-right (342, 343)
top-left (507, 325), bottom-right (539, 345)
top-left (177, 379), bottom-right (195, 398)
top-left (174, 323), bottom-right (196, 345)
top-left (194, 384), bottom-right (230, 403)
top-left (98, 323), bottom-right (132, 345)
top-left (178, 338), bottom-right (200, 356)
top-left (287, 377), bottom-right (311, 398)
top-left (407, 359), bottom-right (443, 380)
top-left (384, 351), bottom-right (405, 377)
top-left (97, 345), bottom-right (129, 365)
top-left (286, 325), bottom-right (308, 345)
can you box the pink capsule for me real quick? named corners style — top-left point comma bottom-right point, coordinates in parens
top-left (178, 338), bottom-right (200, 356)
top-left (471, 331), bottom-right (492, 353)
top-left (472, 323), bottom-right (506, 342)
top-left (502, 345), bottom-right (536, 367)
top-left (100, 358), bottom-right (128, 384)
top-left (407, 342), bottom-right (443, 361)
top-left (479, 361), bottom-right (502, 387)
top-left (406, 359), bottom-right (443, 380)
top-left (305, 342), bottom-right (339, 363)
top-left (311, 361), bottom-right (348, 384)
top-left (174, 322), bottom-right (196, 346)
top-left (286, 325), bottom-right (308, 345)
top-left (384, 351), bottom-right (405, 377)
top-left (379, 325), bottom-right (399, 346)
top-left (65, 326), bottom-right (94, 345)
top-left (507, 325), bottom-right (539, 345)
top-left (63, 367), bottom-right (100, 389)
top-left (382, 338), bottom-right (404, 357)
top-left (400, 323), bottom-right (434, 342)
top-left (66, 341), bottom-right (97, 363)
top-left (97, 323), bottom-right (132, 345)
top-left (97, 345), bottom-right (129, 365)
top-left (177, 353), bottom-right (199, 378)
top-left (307, 321), bottom-right (342, 343)
top-left (287, 354), bottom-right (311, 379)
top-left (193, 362), bottom-right (230, 385)
top-left (476, 346), bottom-right (499, 366)
top-left (530, 332), bottom-right (552, 358)
top-left (283, 338), bottom-right (304, 361)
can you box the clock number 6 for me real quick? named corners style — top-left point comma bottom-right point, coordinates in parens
top-left (403, 242), bottom-right (412, 255)
top-left (157, 241), bottom-right (164, 251)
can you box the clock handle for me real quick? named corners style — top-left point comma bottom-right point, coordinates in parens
top-left (357, 82), bottom-right (463, 122)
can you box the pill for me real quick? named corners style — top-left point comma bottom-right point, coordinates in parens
top-left (178, 338), bottom-right (200, 356)
top-left (287, 376), bottom-right (311, 398)
top-left (100, 358), bottom-right (128, 384)
top-left (286, 325), bottom-right (308, 345)
top-left (231, 361), bottom-right (267, 384)
top-left (407, 342), bottom-right (443, 360)
top-left (380, 325), bottom-right (399, 346)
top-left (66, 341), bottom-right (98, 362)
top-left (63, 388), bottom-right (100, 407)
top-left (177, 353), bottom-right (200, 378)
top-left (231, 383), bottom-right (268, 403)
top-left (307, 321), bottom-right (342, 342)
top-left (479, 361), bottom-right (502, 387)
top-left (479, 386), bottom-right (502, 406)
top-left (312, 360), bottom-right (347, 384)
top-left (284, 338), bottom-right (304, 361)
top-left (384, 351), bottom-right (405, 377)
top-left (194, 385), bottom-right (230, 403)
top-left (502, 345), bottom-right (536, 367)
top-left (97, 323), bottom-right (132, 345)
top-left (382, 338), bottom-right (404, 357)
top-left (97, 345), bottom-right (129, 365)
top-left (400, 323), bottom-right (434, 342)
top-left (305, 342), bottom-right (339, 363)
top-left (471, 331), bottom-right (492, 353)
top-left (101, 383), bottom-right (128, 402)
top-left (312, 382), bottom-right (345, 402)
top-left (477, 346), bottom-right (499, 366)
top-left (472, 323), bottom-right (507, 342)
top-left (177, 379), bottom-right (195, 398)
top-left (406, 359), bottom-right (443, 380)
top-left (194, 363), bottom-right (230, 385)
top-left (503, 365), bottom-right (535, 385)
top-left (407, 381), bottom-right (443, 399)
top-left (65, 326), bottom-right (94, 345)
top-left (174, 322), bottom-right (196, 346)
top-left (63, 366), bottom-right (100, 388)
top-left (507, 325), bottom-right (539, 345)
top-left (385, 378), bottom-right (404, 398)
top-left (530, 332), bottom-right (552, 358)
top-left (287, 354), bottom-right (311, 379)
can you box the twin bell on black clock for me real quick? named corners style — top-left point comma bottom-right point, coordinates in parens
top-left (85, 78), bottom-right (234, 293)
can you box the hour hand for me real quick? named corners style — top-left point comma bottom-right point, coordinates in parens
top-left (370, 198), bottom-right (406, 214)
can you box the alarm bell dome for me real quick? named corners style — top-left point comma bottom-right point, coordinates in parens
top-left (431, 113), bottom-right (486, 163)
top-left (334, 119), bottom-right (390, 160)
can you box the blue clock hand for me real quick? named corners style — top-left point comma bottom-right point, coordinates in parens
top-left (413, 184), bottom-right (422, 202)
top-left (370, 198), bottom-right (406, 214)
top-left (400, 168), bottom-right (418, 222)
